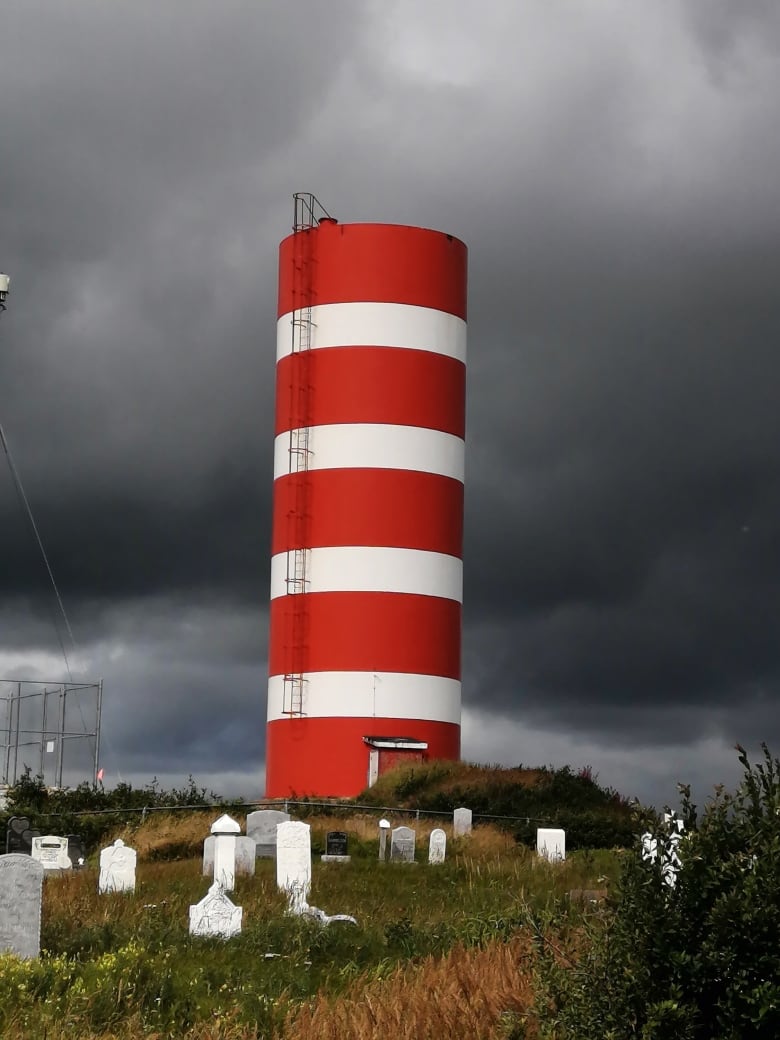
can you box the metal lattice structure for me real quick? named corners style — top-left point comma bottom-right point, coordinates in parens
top-left (0, 678), bottom-right (103, 788)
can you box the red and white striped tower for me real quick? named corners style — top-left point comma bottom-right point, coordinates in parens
top-left (265, 199), bottom-right (467, 797)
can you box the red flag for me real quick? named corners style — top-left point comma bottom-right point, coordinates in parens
top-left (96, 768), bottom-right (104, 782)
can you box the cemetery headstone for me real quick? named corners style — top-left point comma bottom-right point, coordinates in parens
top-left (203, 834), bottom-right (256, 879)
top-left (0, 855), bottom-right (44, 959)
top-left (378, 818), bottom-right (391, 861)
top-left (246, 809), bottom-right (290, 858)
top-left (30, 834), bottom-right (71, 870)
top-left (66, 834), bottom-right (87, 869)
top-left (428, 828), bottom-right (447, 864)
top-left (536, 827), bottom-right (566, 862)
top-left (202, 835), bottom-right (215, 876)
top-left (390, 825), bottom-right (416, 863)
top-left (453, 807), bottom-right (472, 837)
top-left (322, 830), bottom-right (351, 863)
top-left (276, 820), bottom-right (312, 913)
top-left (234, 836), bottom-right (256, 877)
top-left (211, 813), bottom-right (241, 891)
top-left (189, 881), bottom-right (242, 939)
top-left (6, 816), bottom-right (31, 854)
top-left (98, 839), bottom-right (137, 894)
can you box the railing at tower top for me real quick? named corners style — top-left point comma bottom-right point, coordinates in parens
top-left (282, 195), bottom-right (333, 717)
top-left (292, 192), bottom-right (333, 232)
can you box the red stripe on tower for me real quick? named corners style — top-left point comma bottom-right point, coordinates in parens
top-left (265, 208), bottom-right (467, 797)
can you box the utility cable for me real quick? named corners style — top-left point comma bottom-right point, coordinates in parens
top-left (0, 423), bottom-right (76, 681)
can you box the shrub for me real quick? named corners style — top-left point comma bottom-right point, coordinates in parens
top-left (527, 744), bottom-right (780, 1039)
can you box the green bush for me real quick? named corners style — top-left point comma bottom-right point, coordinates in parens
top-left (0, 770), bottom-right (244, 857)
top-left (527, 744), bottom-right (780, 1039)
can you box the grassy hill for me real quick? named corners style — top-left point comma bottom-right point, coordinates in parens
top-left (355, 759), bottom-right (638, 850)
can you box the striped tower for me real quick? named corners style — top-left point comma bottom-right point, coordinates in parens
top-left (266, 213), bottom-right (467, 797)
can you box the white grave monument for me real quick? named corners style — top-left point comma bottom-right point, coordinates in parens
top-left (276, 820), bottom-right (312, 914)
top-left (189, 882), bottom-right (242, 939)
top-left (30, 835), bottom-right (71, 870)
top-left (453, 807), bottom-right (472, 837)
top-left (203, 835), bottom-right (256, 879)
top-left (98, 839), bottom-right (137, 894)
top-left (428, 828), bottom-right (447, 864)
top-left (211, 813), bottom-right (241, 891)
top-left (536, 827), bottom-right (566, 862)
top-left (378, 818), bottom-right (391, 861)
top-left (272, 821), bottom-right (357, 927)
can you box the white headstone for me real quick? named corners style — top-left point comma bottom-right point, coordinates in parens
top-left (98, 839), bottom-right (137, 894)
top-left (202, 835), bottom-right (215, 876)
top-left (276, 820), bottom-right (312, 914)
top-left (453, 807), bottom-right (472, 837)
top-left (537, 828), bottom-right (566, 862)
top-left (189, 882), bottom-right (242, 939)
top-left (390, 826), bottom-right (416, 862)
top-left (31, 834), bottom-right (71, 870)
top-left (211, 813), bottom-right (241, 891)
top-left (0, 855), bottom-right (44, 959)
top-left (234, 836), bottom-right (256, 877)
top-left (246, 809), bottom-right (290, 858)
top-left (203, 834), bottom-right (256, 879)
top-left (428, 828), bottom-right (447, 864)
top-left (378, 818), bottom-right (391, 861)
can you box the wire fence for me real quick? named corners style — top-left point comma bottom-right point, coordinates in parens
top-left (12, 797), bottom-right (561, 828)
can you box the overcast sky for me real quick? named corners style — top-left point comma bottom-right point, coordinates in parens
top-left (1, 1), bottom-right (779, 812)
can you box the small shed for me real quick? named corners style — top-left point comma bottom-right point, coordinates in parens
top-left (363, 735), bottom-right (429, 787)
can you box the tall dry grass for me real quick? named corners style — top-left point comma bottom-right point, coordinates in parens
top-left (283, 936), bottom-right (534, 1040)
top-left (103, 809), bottom-right (518, 862)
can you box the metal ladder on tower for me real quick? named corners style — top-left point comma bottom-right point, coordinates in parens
top-left (281, 194), bottom-right (332, 717)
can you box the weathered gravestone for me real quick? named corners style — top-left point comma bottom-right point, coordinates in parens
top-left (6, 816), bottom-right (30, 854)
top-left (98, 839), bottom-right (137, 894)
top-left (428, 828), bottom-right (447, 864)
top-left (189, 881), bottom-right (242, 939)
top-left (203, 835), bottom-right (257, 879)
top-left (5, 816), bottom-right (40, 855)
top-left (322, 830), bottom-right (350, 863)
top-left (536, 827), bottom-right (566, 862)
top-left (246, 809), bottom-right (290, 858)
top-left (390, 825), bottom-right (416, 863)
top-left (276, 820), bottom-right (312, 913)
top-left (0, 855), bottom-right (44, 959)
top-left (31, 834), bottom-right (71, 870)
top-left (453, 807), bottom-right (472, 837)
top-left (66, 834), bottom-right (87, 869)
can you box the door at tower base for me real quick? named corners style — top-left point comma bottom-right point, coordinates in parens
top-left (365, 736), bottom-right (427, 788)
top-left (265, 717), bottom-right (459, 798)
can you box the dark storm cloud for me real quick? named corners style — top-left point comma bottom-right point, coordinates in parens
top-left (2, 1), bottom-right (780, 805)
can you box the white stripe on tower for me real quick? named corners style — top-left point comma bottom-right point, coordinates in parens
top-left (269, 546), bottom-right (463, 601)
top-left (276, 301), bottom-right (467, 362)
top-left (267, 672), bottom-right (461, 723)
top-left (272, 424), bottom-right (465, 482)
